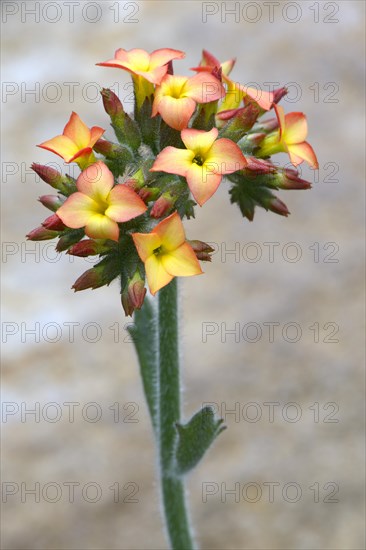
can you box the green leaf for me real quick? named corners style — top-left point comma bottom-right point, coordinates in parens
top-left (173, 406), bottom-right (226, 475)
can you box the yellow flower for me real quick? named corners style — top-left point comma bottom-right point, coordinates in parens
top-left (132, 212), bottom-right (202, 295)
top-left (258, 105), bottom-right (319, 168)
top-left (57, 162), bottom-right (147, 241)
top-left (37, 112), bottom-right (104, 169)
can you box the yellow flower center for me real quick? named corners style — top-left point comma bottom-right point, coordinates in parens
top-left (91, 197), bottom-right (110, 216)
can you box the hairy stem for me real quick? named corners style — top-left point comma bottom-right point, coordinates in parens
top-left (158, 279), bottom-right (195, 550)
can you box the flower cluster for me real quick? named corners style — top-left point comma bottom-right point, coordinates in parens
top-left (29, 48), bottom-right (318, 315)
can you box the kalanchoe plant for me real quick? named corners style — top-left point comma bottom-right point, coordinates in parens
top-left (28, 47), bottom-right (318, 550)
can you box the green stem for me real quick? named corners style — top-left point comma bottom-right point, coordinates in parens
top-left (158, 279), bottom-right (195, 550)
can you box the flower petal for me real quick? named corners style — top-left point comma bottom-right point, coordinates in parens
top-left (85, 214), bottom-right (119, 241)
top-left (106, 185), bottom-right (147, 222)
top-left (37, 135), bottom-right (79, 162)
top-left (144, 255), bottom-right (173, 295)
top-left (243, 87), bottom-right (274, 111)
top-left (154, 212), bottom-right (186, 251)
top-left (220, 78), bottom-right (243, 111)
top-left (206, 138), bottom-right (246, 174)
top-left (284, 112), bottom-right (308, 144)
top-left (149, 48), bottom-right (185, 69)
top-left (155, 96), bottom-right (196, 130)
top-left (183, 72), bottom-right (225, 103)
top-left (275, 105), bottom-right (286, 140)
top-left (161, 243), bottom-right (203, 277)
top-left (151, 146), bottom-right (194, 176)
top-left (76, 161), bottom-right (114, 200)
top-left (186, 164), bottom-right (222, 206)
top-left (181, 128), bottom-right (218, 155)
top-left (69, 147), bottom-right (93, 163)
top-left (57, 192), bottom-right (97, 228)
top-left (201, 49), bottom-right (220, 68)
top-left (221, 58), bottom-right (236, 77)
top-left (116, 48), bottom-right (150, 70)
top-left (288, 142), bottom-right (319, 169)
top-left (137, 66), bottom-right (168, 85)
top-left (63, 112), bottom-right (91, 148)
top-left (132, 232), bottom-right (161, 262)
top-left (89, 126), bottom-right (106, 147)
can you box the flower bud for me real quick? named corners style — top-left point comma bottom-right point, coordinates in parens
top-left (42, 214), bottom-right (66, 231)
top-left (101, 88), bottom-right (141, 150)
top-left (72, 268), bottom-right (104, 291)
top-left (267, 197), bottom-right (290, 217)
top-left (101, 88), bottom-right (124, 119)
top-left (26, 226), bottom-right (59, 241)
top-left (67, 239), bottom-right (110, 257)
top-left (189, 240), bottom-right (215, 262)
top-left (139, 187), bottom-right (160, 202)
top-left (31, 163), bottom-right (76, 195)
top-left (121, 271), bottom-right (147, 316)
top-left (56, 230), bottom-right (84, 252)
top-left (150, 192), bottom-right (176, 218)
top-left (252, 118), bottom-right (279, 133)
top-left (244, 157), bottom-right (276, 176)
top-left (217, 103), bottom-right (261, 138)
top-left (277, 168), bottom-right (312, 190)
top-left (242, 132), bottom-right (267, 147)
top-left (273, 86), bottom-right (288, 104)
top-left (93, 139), bottom-right (133, 163)
top-left (38, 194), bottom-right (66, 212)
top-left (31, 163), bottom-right (62, 186)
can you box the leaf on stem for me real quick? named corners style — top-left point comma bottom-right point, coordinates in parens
top-left (173, 406), bottom-right (226, 476)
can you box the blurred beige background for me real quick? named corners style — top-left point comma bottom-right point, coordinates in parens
top-left (1, 1), bottom-right (365, 549)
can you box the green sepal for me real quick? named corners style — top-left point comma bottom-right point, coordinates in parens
top-left (228, 172), bottom-right (281, 221)
top-left (135, 96), bottom-right (160, 154)
top-left (112, 116), bottom-right (141, 151)
top-left (55, 228), bottom-right (85, 252)
top-left (173, 406), bottom-right (226, 476)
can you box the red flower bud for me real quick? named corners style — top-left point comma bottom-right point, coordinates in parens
top-left (273, 87), bottom-right (288, 104)
top-left (31, 163), bottom-right (63, 188)
top-left (245, 157), bottom-right (276, 175)
top-left (139, 187), bottom-right (160, 202)
top-left (279, 169), bottom-right (312, 190)
top-left (150, 193), bottom-right (176, 219)
top-left (100, 88), bottom-right (124, 119)
top-left (38, 195), bottom-right (66, 212)
top-left (121, 271), bottom-right (147, 317)
top-left (93, 139), bottom-right (133, 162)
top-left (188, 240), bottom-right (215, 262)
top-left (26, 226), bottom-right (59, 241)
top-left (72, 268), bottom-right (104, 291)
top-left (42, 214), bottom-right (66, 231)
top-left (31, 163), bottom-right (76, 194)
top-left (267, 197), bottom-right (290, 217)
top-left (67, 239), bottom-right (107, 257)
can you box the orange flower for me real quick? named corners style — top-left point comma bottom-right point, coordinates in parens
top-left (97, 47), bottom-right (185, 85)
top-left (97, 48), bottom-right (185, 110)
top-left (150, 128), bottom-right (246, 205)
top-left (37, 112), bottom-right (104, 169)
top-left (218, 77), bottom-right (274, 113)
top-left (57, 161), bottom-right (147, 241)
top-left (152, 73), bottom-right (225, 130)
top-left (257, 105), bottom-right (319, 168)
top-left (132, 212), bottom-right (202, 295)
top-left (191, 49), bottom-right (236, 78)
